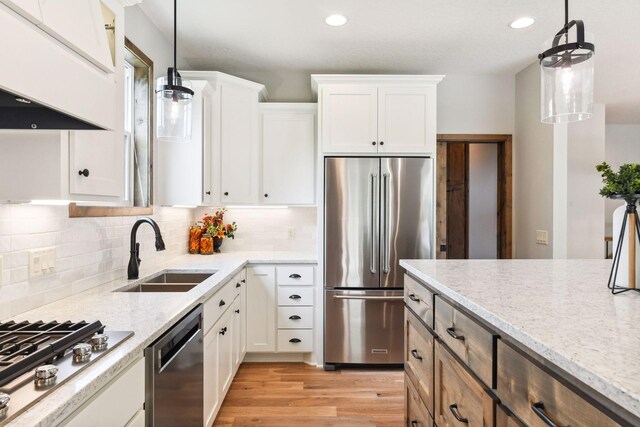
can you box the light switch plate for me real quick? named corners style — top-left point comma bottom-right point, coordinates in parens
top-left (536, 230), bottom-right (549, 245)
top-left (287, 228), bottom-right (296, 239)
top-left (29, 247), bottom-right (56, 279)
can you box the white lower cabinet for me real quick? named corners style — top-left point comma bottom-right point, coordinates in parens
top-left (246, 266), bottom-right (277, 352)
top-left (62, 357), bottom-right (144, 427)
top-left (203, 270), bottom-right (247, 426)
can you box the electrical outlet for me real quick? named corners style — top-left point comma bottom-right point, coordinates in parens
top-left (29, 247), bottom-right (56, 279)
top-left (287, 228), bottom-right (296, 239)
top-left (536, 230), bottom-right (549, 245)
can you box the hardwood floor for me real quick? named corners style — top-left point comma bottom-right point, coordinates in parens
top-left (214, 362), bottom-right (405, 426)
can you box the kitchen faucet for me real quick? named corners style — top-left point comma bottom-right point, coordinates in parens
top-left (128, 217), bottom-right (166, 280)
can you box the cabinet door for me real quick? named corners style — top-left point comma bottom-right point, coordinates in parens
top-left (38, 0), bottom-right (114, 72)
top-left (158, 81), bottom-right (211, 206)
top-left (377, 86), bottom-right (436, 154)
top-left (232, 298), bottom-right (242, 371)
top-left (246, 266), bottom-right (276, 352)
top-left (69, 130), bottom-right (123, 198)
top-left (0, 0), bottom-right (42, 23)
top-left (203, 330), bottom-right (219, 427)
top-left (240, 270), bottom-right (247, 358)
top-left (218, 83), bottom-right (259, 204)
top-left (217, 310), bottom-right (234, 399)
top-left (320, 85), bottom-right (378, 153)
top-left (261, 109), bottom-right (316, 205)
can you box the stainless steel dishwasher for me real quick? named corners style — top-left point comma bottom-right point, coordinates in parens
top-left (145, 305), bottom-right (203, 426)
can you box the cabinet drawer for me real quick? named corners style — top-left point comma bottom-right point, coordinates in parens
top-left (405, 373), bottom-right (434, 427)
top-left (405, 274), bottom-right (435, 329)
top-left (277, 287), bottom-right (314, 306)
top-left (496, 404), bottom-right (525, 427)
top-left (233, 270), bottom-right (246, 298)
top-left (434, 296), bottom-right (495, 387)
top-left (204, 280), bottom-right (235, 334)
top-left (277, 329), bottom-right (313, 352)
top-left (405, 308), bottom-right (434, 417)
top-left (278, 306), bottom-right (314, 329)
top-left (435, 342), bottom-right (495, 427)
top-left (497, 341), bottom-right (620, 427)
top-left (276, 266), bottom-right (314, 285)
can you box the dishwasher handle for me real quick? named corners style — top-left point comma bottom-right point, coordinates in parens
top-left (157, 323), bottom-right (201, 373)
top-left (150, 305), bottom-right (203, 374)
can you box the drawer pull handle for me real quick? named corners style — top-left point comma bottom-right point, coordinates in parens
top-left (289, 315), bottom-right (301, 320)
top-left (531, 402), bottom-right (566, 427)
top-left (449, 404), bottom-right (468, 424)
top-left (289, 294), bottom-right (302, 300)
top-left (289, 273), bottom-right (302, 279)
top-left (408, 293), bottom-right (420, 302)
top-left (410, 421), bottom-right (418, 427)
top-left (289, 338), bottom-right (301, 343)
top-left (410, 349), bottom-right (422, 361)
top-left (219, 299), bottom-right (226, 307)
top-left (446, 327), bottom-right (465, 341)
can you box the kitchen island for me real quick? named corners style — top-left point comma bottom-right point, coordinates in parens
top-left (401, 259), bottom-right (640, 426)
top-left (2, 251), bottom-right (316, 426)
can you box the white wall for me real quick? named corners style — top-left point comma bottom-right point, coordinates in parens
top-left (514, 62), bottom-right (555, 259)
top-left (437, 75), bottom-right (515, 134)
top-left (468, 144), bottom-right (498, 259)
top-left (193, 207), bottom-right (317, 253)
top-left (604, 125), bottom-right (640, 234)
top-left (565, 105), bottom-right (606, 259)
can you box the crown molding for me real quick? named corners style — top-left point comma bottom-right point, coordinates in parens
top-left (310, 74), bottom-right (446, 98)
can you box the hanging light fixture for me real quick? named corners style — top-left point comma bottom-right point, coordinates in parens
top-left (538, 0), bottom-right (595, 124)
top-left (156, 0), bottom-right (194, 142)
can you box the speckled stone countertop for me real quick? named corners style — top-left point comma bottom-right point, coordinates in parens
top-left (400, 259), bottom-right (640, 419)
top-left (5, 251), bottom-right (316, 426)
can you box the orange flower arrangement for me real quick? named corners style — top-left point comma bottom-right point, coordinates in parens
top-left (198, 208), bottom-right (237, 240)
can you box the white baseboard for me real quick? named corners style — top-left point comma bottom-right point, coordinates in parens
top-left (243, 352), bottom-right (314, 364)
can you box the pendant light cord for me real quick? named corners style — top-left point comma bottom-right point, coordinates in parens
top-left (173, 0), bottom-right (177, 72)
top-left (564, 0), bottom-right (569, 27)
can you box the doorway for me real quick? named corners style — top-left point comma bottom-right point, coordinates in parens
top-left (436, 134), bottom-right (512, 259)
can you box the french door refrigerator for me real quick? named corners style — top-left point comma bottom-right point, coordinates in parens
top-left (324, 157), bottom-right (433, 368)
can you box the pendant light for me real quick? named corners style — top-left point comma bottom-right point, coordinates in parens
top-left (538, 0), bottom-right (595, 124)
top-left (156, 0), bottom-right (194, 142)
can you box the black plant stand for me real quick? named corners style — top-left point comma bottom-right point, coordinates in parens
top-left (608, 194), bottom-right (640, 294)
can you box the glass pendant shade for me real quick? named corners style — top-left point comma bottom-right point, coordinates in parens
top-left (539, 11), bottom-right (595, 124)
top-left (156, 74), bottom-right (193, 142)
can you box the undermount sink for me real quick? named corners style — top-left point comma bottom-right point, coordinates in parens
top-left (116, 271), bottom-right (217, 293)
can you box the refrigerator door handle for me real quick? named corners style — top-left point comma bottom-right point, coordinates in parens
top-left (333, 295), bottom-right (404, 301)
top-left (382, 173), bottom-right (390, 274)
top-left (370, 173), bottom-right (378, 274)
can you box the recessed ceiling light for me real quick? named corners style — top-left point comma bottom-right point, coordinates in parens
top-left (325, 14), bottom-right (347, 27)
top-left (509, 17), bottom-right (535, 29)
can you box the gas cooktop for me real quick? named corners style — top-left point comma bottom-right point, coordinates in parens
top-left (0, 320), bottom-right (133, 425)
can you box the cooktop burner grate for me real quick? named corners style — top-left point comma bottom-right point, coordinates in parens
top-left (0, 320), bottom-right (104, 387)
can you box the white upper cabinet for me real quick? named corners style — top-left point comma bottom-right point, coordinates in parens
top-left (69, 130), bottom-right (123, 198)
top-left (312, 75), bottom-right (444, 155)
top-left (377, 86), bottom-right (437, 154)
top-left (320, 86), bottom-right (378, 153)
top-left (260, 104), bottom-right (316, 205)
top-left (218, 82), bottom-right (260, 205)
top-left (157, 80), bottom-right (214, 206)
top-left (38, 0), bottom-right (114, 72)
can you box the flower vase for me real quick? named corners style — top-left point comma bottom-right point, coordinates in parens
top-left (610, 195), bottom-right (640, 290)
top-left (213, 237), bottom-right (223, 253)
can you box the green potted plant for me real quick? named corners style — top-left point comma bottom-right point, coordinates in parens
top-left (596, 162), bottom-right (640, 200)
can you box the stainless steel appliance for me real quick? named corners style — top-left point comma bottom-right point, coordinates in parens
top-left (0, 320), bottom-right (133, 425)
top-left (145, 305), bottom-right (203, 427)
top-left (324, 157), bottom-right (433, 368)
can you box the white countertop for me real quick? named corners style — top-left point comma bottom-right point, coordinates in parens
top-left (400, 259), bottom-right (640, 419)
top-left (6, 251), bottom-right (316, 426)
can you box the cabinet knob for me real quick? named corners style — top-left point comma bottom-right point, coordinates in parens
top-left (371, 141), bottom-right (376, 146)
top-left (379, 141), bottom-right (384, 146)
top-left (219, 327), bottom-right (227, 335)
top-left (78, 169), bottom-right (90, 177)
top-left (235, 309), bottom-right (240, 314)
top-left (205, 191), bottom-right (211, 195)
top-left (224, 192), bottom-right (229, 196)
top-left (219, 299), bottom-right (226, 307)
top-left (236, 282), bottom-right (241, 288)
top-left (264, 193), bottom-right (268, 198)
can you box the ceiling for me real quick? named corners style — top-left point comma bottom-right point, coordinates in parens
top-left (139, 0), bottom-right (640, 123)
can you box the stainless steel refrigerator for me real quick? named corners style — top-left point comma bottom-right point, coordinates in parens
top-left (324, 157), bottom-right (434, 368)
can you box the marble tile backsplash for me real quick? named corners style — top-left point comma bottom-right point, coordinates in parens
top-left (194, 207), bottom-right (317, 253)
top-left (0, 205), bottom-right (195, 319)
